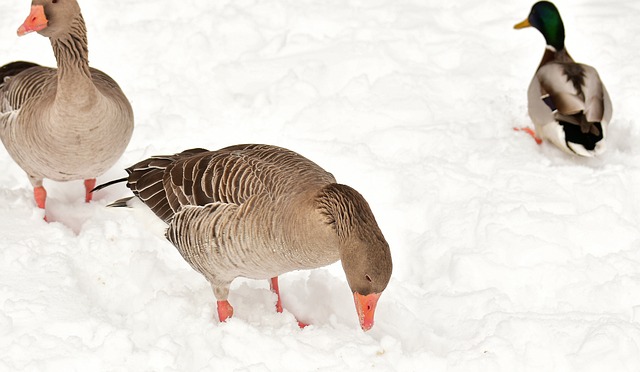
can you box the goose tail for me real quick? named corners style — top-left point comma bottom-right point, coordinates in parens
top-left (91, 177), bottom-right (129, 193)
top-left (106, 196), bottom-right (134, 208)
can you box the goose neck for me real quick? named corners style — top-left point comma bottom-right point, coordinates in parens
top-left (50, 14), bottom-right (94, 97)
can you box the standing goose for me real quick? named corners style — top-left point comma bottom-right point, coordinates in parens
top-left (0, 0), bottom-right (134, 213)
top-left (98, 144), bottom-right (393, 331)
top-left (514, 1), bottom-right (612, 157)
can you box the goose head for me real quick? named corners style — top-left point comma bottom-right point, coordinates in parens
top-left (17, 0), bottom-right (81, 38)
top-left (318, 183), bottom-right (392, 331)
top-left (514, 1), bottom-right (566, 51)
top-left (342, 236), bottom-right (392, 332)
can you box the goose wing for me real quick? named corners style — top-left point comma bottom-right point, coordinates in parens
top-left (125, 144), bottom-right (335, 223)
top-left (0, 63), bottom-right (55, 114)
top-left (124, 148), bottom-right (210, 222)
top-left (165, 203), bottom-right (240, 278)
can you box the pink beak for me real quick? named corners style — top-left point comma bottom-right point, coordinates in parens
top-left (17, 5), bottom-right (48, 36)
top-left (353, 292), bottom-right (381, 331)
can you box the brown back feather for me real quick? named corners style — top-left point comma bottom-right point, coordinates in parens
top-left (125, 144), bottom-right (335, 223)
top-left (0, 61), bottom-right (41, 82)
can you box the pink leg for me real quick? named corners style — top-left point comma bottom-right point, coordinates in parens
top-left (270, 277), bottom-right (284, 313)
top-left (270, 277), bottom-right (307, 328)
top-left (217, 300), bottom-right (234, 323)
top-left (514, 127), bottom-right (543, 145)
top-left (84, 178), bottom-right (96, 203)
top-left (33, 186), bottom-right (47, 209)
top-left (33, 186), bottom-right (48, 222)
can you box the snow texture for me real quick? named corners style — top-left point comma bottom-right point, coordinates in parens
top-left (1, 0), bottom-right (640, 371)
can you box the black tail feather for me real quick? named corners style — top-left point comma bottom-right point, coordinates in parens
top-left (107, 196), bottom-right (134, 208)
top-left (92, 177), bottom-right (129, 193)
top-left (560, 121), bottom-right (603, 151)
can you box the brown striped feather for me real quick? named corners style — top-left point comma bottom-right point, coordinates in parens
top-left (120, 144), bottom-right (393, 317)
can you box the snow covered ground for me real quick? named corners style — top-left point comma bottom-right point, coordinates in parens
top-left (1, 0), bottom-right (640, 370)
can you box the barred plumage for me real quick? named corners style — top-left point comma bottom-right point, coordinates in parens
top-left (0, 0), bottom-right (134, 212)
top-left (114, 144), bottom-right (393, 330)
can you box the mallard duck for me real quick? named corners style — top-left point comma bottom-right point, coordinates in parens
top-left (96, 144), bottom-right (393, 331)
top-left (0, 0), bottom-right (134, 214)
top-left (514, 1), bottom-right (612, 157)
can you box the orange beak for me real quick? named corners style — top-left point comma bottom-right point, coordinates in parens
top-left (17, 5), bottom-right (48, 36)
top-left (353, 292), bottom-right (381, 332)
top-left (514, 18), bottom-right (531, 30)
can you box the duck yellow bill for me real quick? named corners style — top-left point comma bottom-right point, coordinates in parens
top-left (514, 19), bottom-right (531, 29)
top-left (18, 5), bottom-right (48, 36)
top-left (353, 292), bottom-right (381, 332)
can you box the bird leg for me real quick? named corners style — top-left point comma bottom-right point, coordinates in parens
top-left (33, 186), bottom-right (48, 222)
top-left (33, 186), bottom-right (47, 209)
top-left (270, 277), bottom-right (284, 313)
top-left (514, 127), bottom-right (543, 145)
top-left (84, 178), bottom-right (96, 203)
top-left (216, 300), bottom-right (234, 323)
top-left (270, 277), bottom-right (308, 328)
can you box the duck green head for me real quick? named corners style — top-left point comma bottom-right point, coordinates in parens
top-left (514, 1), bottom-right (565, 51)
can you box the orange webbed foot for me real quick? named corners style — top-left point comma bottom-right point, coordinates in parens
top-left (514, 127), bottom-right (542, 145)
top-left (33, 186), bottom-right (46, 209)
top-left (33, 186), bottom-right (48, 221)
top-left (217, 300), bottom-right (234, 323)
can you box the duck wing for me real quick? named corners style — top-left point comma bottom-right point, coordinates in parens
top-left (537, 62), bottom-right (609, 124)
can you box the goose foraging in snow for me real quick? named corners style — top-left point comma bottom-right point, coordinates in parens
top-left (514, 1), bottom-right (612, 157)
top-left (0, 0), bottom-right (134, 213)
top-left (97, 144), bottom-right (393, 331)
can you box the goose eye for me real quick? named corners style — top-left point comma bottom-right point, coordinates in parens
top-left (52, 0), bottom-right (58, 3)
top-left (365, 274), bottom-right (372, 283)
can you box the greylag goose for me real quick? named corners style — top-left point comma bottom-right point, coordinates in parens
top-left (513, 1), bottom-right (612, 157)
top-left (96, 144), bottom-right (393, 331)
top-left (0, 0), bottom-right (134, 213)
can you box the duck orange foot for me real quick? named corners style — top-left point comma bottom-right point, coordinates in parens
top-left (514, 127), bottom-right (542, 145)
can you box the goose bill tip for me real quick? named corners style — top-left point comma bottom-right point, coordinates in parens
top-left (18, 5), bottom-right (48, 36)
top-left (353, 292), bottom-right (381, 332)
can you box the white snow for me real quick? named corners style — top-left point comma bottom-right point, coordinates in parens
top-left (1, 0), bottom-right (640, 371)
